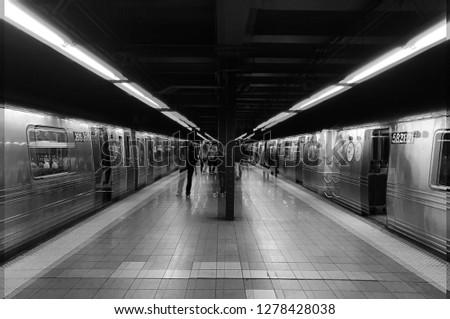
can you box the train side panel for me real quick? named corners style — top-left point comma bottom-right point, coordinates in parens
top-left (294, 136), bottom-right (305, 184)
top-left (386, 115), bottom-right (448, 256)
top-left (278, 137), bottom-right (297, 182)
top-left (301, 133), bottom-right (322, 192)
top-left (331, 128), bottom-right (369, 213)
top-left (135, 131), bottom-right (148, 189)
top-left (0, 107), bottom-right (5, 255)
top-left (2, 107), bottom-right (96, 257)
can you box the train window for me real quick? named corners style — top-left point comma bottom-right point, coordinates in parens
top-left (137, 138), bottom-right (145, 167)
top-left (431, 131), bottom-right (449, 188)
top-left (124, 135), bottom-right (131, 166)
top-left (371, 129), bottom-right (390, 171)
top-left (163, 140), bottom-right (169, 161)
top-left (277, 142), bottom-right (282, 156)
top-left (114, 136), bottom-right (123, 167)
top-left (284, 141), bottom-right (292, 158)
top-left (155, 139), bottom-right (163, 163)
top-left (291, 141), bottom-right (298, 161)
top-left (27, 126), bottom-right (75, 178)
top-left (146, 138), bottom-right (154, 166)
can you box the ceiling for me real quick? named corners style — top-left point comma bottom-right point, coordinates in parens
top-left (3, 0), bottom-right (447, 138)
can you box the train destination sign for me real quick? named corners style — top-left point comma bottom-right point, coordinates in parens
top-left (391, 132), bottom-right (414, 144)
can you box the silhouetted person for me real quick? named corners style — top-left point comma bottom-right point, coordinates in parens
top-left (217, 146), bottom-right (226, 197)
top-left (185, 141), bottom-right (197, 198)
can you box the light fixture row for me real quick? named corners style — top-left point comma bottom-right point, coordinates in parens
top-left (3, 0), bottom-right (198, 131)
top-left (253, 18), bottom-right (448, 132)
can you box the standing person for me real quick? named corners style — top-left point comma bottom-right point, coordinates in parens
top-left (217, 145), bottom-right (226, 197)
top-left (208, 143), bottom-right (217, 175)
top-left (176, 141), bottom-right (187, 197)
top-left (234, 141), bottom-right (242, 180)
top-left (201, 141), bottom-right (209, 174)
top-left (185, 141), bottom-right (197, 198)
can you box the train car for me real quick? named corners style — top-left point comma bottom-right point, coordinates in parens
top-left (270, 110), bottom-right (448, 258)
top-left (386, 112), bottom-right (448, 257)
top-left (1, 105), bottom-right (97, 259)
top-left (1, 104), bottom-right (181, 260)
top-left (330, 125), bottom-right (376, 214)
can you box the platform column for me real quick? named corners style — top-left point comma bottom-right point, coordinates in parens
top-left (217, 62), bottom-right (236, 220)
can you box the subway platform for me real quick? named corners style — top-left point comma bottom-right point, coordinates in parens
top-left (2, 166), bottom-right (448, 299)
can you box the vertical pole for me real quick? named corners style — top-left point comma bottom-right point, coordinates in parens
top-left (224, 70), bottom-right (236, 220)
top-left (217, 59), bottom-right (236, 220)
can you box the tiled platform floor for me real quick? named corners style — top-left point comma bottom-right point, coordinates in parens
top-left (2, 166), bottom-right (448, 299)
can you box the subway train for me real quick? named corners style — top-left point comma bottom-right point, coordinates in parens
top-left (249, 111), bottom-right (448, 259)
top-left (0, 104), bottom-right (186, 261)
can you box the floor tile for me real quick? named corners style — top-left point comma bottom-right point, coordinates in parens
top-left (5, 168), bottom-right (448, 301)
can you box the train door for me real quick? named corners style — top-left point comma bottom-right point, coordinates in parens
top-left (295, 136), bottom-right (305, 184)
top-left (163, 139), bottom-right (170, 173)
top-left (136, 135), bottom-right (146, 189)
top-left (90, 126), bottom-right (112, 203)
top-left (155, 136), bottom-right (163, 180)
top-left (146, 136), bottom-right (154, 184)
top-left (368, 128), bottom-right (390, 219)
top-left (124, 131), bottom-right (135, 193)
top-left (320, 130), bottom-right (337, 197)
top-left (302, 134), bottom-right (323, 192)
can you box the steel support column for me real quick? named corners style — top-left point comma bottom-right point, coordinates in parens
top-left (217, 61), bottom-right (236, 220)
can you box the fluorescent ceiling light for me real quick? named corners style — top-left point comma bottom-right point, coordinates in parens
top-left (5, 0), bottom-right (200, 130)
top-left (262, 113), bottom-right (296, 130)
top-left (341, 19), bottom-right (447, 84)
top-left (254, 114), bottom-right (284, 131)
top-left (244, 133), bottom-right (255, 140)
top-left (205, 133), bottom-right (219, 143)
top-left (268, 112), bottom-right (290, 123)
top-left (196, 133), bottom-right (208, 141)
top-left (148, 96), bottom-right (169, 109)
top-left (171, 112), bottom-right (199, 129)
top-left (235, 133), bottom-right (247, 140)
top-left (161, 111), bottom-right (190, 129)
top-left (255, 111), bottom-right (296, 131)
top-left (4, 0), bottom-right (123, 81)
top-left (254, 121), bottom-right (269, 131)
top-left (256, 18), bottom-right (448, 131)
top-left (115, 82), bottom-right (164, 109)
top-left (290, 85), bottom-right (349, 111)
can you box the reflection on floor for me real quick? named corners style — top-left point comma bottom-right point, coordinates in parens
top-left (2, 165), bottom-right (448, 299)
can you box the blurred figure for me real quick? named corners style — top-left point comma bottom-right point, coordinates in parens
top-left (176, 141), bottom-right (188, 197)
top-left (185, 141), bottom-right (198, 198)
top-left (200, 141), bottom-right (209, 174)
top-left (208, 143), bottom-right (218, 175)
top-left (217, 145), bottom-right (226, 197)
top-left (235, 141), bottom-right (242, 180)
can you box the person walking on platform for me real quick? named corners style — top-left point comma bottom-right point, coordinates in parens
top-left (235, 141), bottom-right (243, 180)
top-left (200, 141), bottom-right (209, 174)
top-left (208, 143), bottom-right (218, 175)
top-left (176, 141), bottom-right (188, 197)
top-left (217, 145), bottom-right (226, 197)
top-left (185, 141), bottom-right (197, 198)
